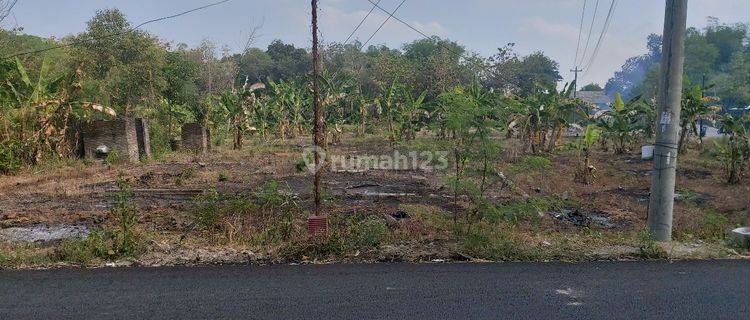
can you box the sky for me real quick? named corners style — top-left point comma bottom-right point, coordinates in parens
top-left (5, 0), bottom-right (750, 87)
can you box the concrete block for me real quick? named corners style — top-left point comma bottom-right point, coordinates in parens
top-left (82, 117), bottom-right (140, 162)
top-left (181, 123), bottom-right (210, 154)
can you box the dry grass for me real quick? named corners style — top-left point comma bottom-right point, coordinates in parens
top-left (0, 133), bottom-right (747, 267)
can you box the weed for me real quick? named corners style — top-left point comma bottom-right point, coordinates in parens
top-left (401, 204), bottom-right (451, 230)
top-left (218, 172), bottom-right (229, 182)
top-left (174, 167), bottom-right (195, 186)
top-left (294, 157), bottom-right (307, 172)
top-left (508, 155), bottom-right (552, 175)
top-left (675, 189), bottom-right (702, 206)
top-left (349, 217), bottom-right (389, 249)
top-left (0, 140), bottom-right (23, 174)
top-left (636, 231), bottom-right (668, 260)
top-left (456, 222), bottom-right (527, 261)
top-left (697, 211), bottom-right (732, 241)
top-left (191, 188), bottom-right (224, 230)
top-left (482, 196), bottom-right (567, 225)
top-left (104, 149), bottom-right (121, 165)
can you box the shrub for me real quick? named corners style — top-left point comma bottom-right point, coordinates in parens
top-left (218, 172), bottom-right (229, 182)
top-left (457, 222), bottom-right (527, 261)
top-left (697, 211), bottom-right (731, 241)
top-left (294, 157), bottom-right (307, 172)
top-left (109, 172), bottom-right (143, 257)
top-left (0, 140), bottom-right (23, 174)
top-left (509, 155), bottom-right (551, 175)
top-left (350, 217), bottom-right (388, 248)
top-left (636, 231), bottom-right (668, 260)
top-left (191, 188), bottom-right (224, 230)
top-left (104, 149), bottom-right (121, 165)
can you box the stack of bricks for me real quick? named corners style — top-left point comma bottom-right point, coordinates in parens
top-left (181, 123), bottom-right (211, 154)
top-left (82, 117), bottom-right (140, 162)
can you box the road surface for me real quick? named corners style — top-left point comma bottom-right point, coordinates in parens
top-left (1, 261), bottom-right (748, 319)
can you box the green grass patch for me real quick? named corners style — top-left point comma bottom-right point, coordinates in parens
top-left (508, 155), bottom-right (552, 175)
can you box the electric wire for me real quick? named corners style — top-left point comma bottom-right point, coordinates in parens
top-left (573, 0), bottom-right (587, 68)
top-left (361, 0), bottom-right (407, 49)
top-left (577, 0), bottom-right (599, 67)
top-left (583, 0), bottom-right (617, 75)
top-left (2, 0), bottom-right (231, 60)
top-left (344, 0), bottom-right (382, 45)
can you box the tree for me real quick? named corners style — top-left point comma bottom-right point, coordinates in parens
top-left (580, 83), bottom-right (603, 91)
top-left (598, 93), bottom-right (650, 154)
top-left (486, 44), bottom-right (561, 97)
top-left (266, 40), bottom-right (311, 80)
top-left (219, 81), bottom-right (264, 149)
top-left (677, 83), bottom-right (719, 153)
top-left (234, 48), bottom-right (273, 84)
top-left (714, 114), bottom-right (749, 184)
top-left (69, 9), bottom-right (166, 114)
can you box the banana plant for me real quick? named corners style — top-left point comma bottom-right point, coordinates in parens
top-left (1, 57), bottom-right (115, 164)
top-left (714, 114), bottom-right (749, 184)
top-left (266, 78), bottom-right (291, 140)
top-left (220, 78), bottom-right (265, 149)
top-left (377, 79), bottom-right (400, 142)
top-left (398, 89), bottom-right (427, 141)
top-left (575, 124), bottom-right (602, 184)
top-left (597, 93), bottom-right (648, 154)
top-left (678, 84), bottom-right (720, 153)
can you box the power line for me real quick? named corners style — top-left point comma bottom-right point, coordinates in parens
top-left (2, 0), bottom-right (231, 60)
top-left (366, 0), bottom-right (432, 41)
top-left (0, 0), bottom-right (18, 24)
top-left (361, 0), bottom-right (407, 49)
top-left (344, 0), bottom-right (382, 45)
top-left (583, 0), bottom-right (617, 75)
top-left (573, 0), bottom-right (587, 67)
top-left (364, 0), bottom-right (518, 86)
top-left (577, 0), bottom-right (599, 67)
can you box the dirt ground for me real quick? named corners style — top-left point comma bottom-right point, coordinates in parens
top-left (0, 133), bottom-right (748, 267)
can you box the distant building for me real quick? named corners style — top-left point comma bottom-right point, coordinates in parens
top-left (576, 91), bottom-right (612, 113)
top-left (727, 105), bottom-right (749, 117)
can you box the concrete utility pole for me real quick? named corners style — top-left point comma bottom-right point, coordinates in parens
top-left (571, 68), bottom-right (583, 98)
top-left (648, 0), bottom-right (688, 242)
top-left (311, 0), bottom-right (324, 217)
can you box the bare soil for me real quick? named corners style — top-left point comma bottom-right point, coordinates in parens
top-left (0, 134), bottom-right (748, 267)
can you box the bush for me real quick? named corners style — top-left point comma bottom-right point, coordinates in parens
top-left (104, 149), bottom-right (121, 165)
top-left (636, 231), bottom-right (668, 260)
top-left (0, 140), bottom-right (23, 174)
top-left (109, 172), bottom-right (143, 257)
top-left (294, 157), bottom-right (307, 172)
top-left (191, 188), bottom-right (224, 230)
top-left (350, 218), bottom-right (388, 248)
top-left (509, 155), bottom-right (552, 175)
top-left (698, 211), bottom-right (732, 241)
top-left (457, 222), bottom-right (527, 261)
top-left (218, 172), bottom-right (229, 182)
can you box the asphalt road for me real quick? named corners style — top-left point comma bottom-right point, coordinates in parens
top-left (1, 261), bottom-right (748, 319)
